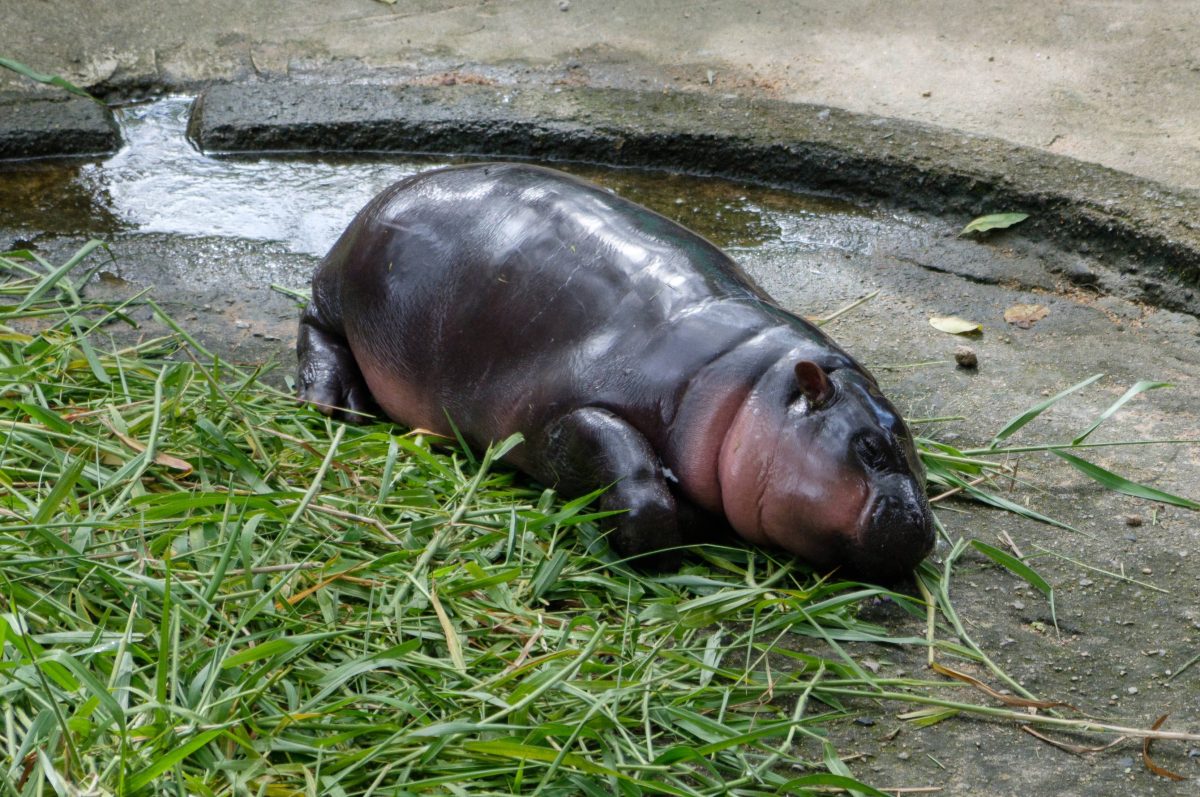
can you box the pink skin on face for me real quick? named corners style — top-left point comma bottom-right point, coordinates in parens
top-left (717, 379), bottom-right (871, 566)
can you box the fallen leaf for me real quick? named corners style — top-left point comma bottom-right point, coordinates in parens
top-left (932, 661), bottom-right (1075, 710)
top-left (960, 212), bottom-right (1030, 235)
top-left (104, 420), bottom-right (194, 474)
top-left (1020, 725), bottom-right (1127, 755)
top-left (1004, 303), bottom-right (1049, 328)
top-left (930, 315), bottom-right (983, 335)
top-left (1143, 714), bottom-right (1188, 781)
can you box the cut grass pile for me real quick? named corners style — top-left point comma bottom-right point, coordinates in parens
top-left (2, 243), bottom-right (1198, 796)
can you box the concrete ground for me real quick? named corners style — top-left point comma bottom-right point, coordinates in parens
top-left (3, 1), bottom-right (1200, 794)
top-left (3, 0), bottom-right (1200, 194)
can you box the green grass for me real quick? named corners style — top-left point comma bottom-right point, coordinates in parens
top-left (2, 243), bottom-right (1198, 796)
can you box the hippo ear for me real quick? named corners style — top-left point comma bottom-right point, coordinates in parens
top-left (794, 361), bottom-right (835, 407)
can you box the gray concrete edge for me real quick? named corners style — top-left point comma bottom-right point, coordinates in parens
top-left (190, 82), bottom-right (1200, 316)
top-left (0, 91), bottom-right (121, 159)
top-left (6, 80), bottom-right (1198, 316)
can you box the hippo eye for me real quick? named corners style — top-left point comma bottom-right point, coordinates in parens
top-left (855, 433), bottom-right (892, 472)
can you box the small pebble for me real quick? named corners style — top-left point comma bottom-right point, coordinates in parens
top-left (853, 717), bottom-right (876, 726)
top-left (954, 345), bottom-right (978, 369)
top-left (235, 320), bottom-right (251, 329)
top-left (558, 0), bottom-right (569, 10)
top-left (1118, 756), bottom-right (1135, 769)
top-left (1141, 566), bottom-right (1152, 575)
top-left (1011, 600), bottom-right (1025, 610)
top-left (1127, 686), bottom-right (1138, 695)
top-left (1125, 514), bottom-right (1143, 527)
top-left (897, 752), bottom-right (910, 761)
top-left (1079, 578), bottom-right (1094, 587)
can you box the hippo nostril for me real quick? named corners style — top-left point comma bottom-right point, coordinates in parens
top-left (854, 486), bottom-right (934, 581)
top-left (871, 494), bottom-right (924, 532)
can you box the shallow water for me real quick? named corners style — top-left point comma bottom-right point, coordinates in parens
top-left (0, 96), bottom-right (915, 260)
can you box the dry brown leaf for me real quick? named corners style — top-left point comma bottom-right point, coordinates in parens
top-left (278, 561), bottom-right (368, 609)
top-left (1004, 303), bottom-right (1049, 328)
top-left (1021, 725), bottom-right (1128, 755)
top-left (1143, 714), bottom-right (1188, 781)
top-left (931, 662), bottom-right (1075, 710)
top-left (105, 422), bottom-right (194, 474)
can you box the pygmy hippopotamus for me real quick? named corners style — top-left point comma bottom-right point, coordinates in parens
top-left (297, 163), bottom-right (934, 580)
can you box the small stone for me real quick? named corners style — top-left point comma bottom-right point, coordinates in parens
top-left (854, 717), bottom-right (876, 726)
top-left (558, 0), bottom-right (569, 10)
top-left (1065, 261), bottom-right (1098, 285)
top-left (235, 320), bottom-right (251, 329)
top-left (1127, 686), bottom-right (1138, 695)
top-left (1125, 514), bottom-right (1143, 527)
top-left (1079, 578), bottom-right (1094, 587)
top-left (1011, 600), bottom-right (1026, 610)
top-left (1118, 756), bottom-right (1135, 769)
top-left (897, 752), bottom-right (910, 760)
top-left (954, 345), bottom-right (978, 369)
top-left (1141, 567), bottom-right (1152, 575)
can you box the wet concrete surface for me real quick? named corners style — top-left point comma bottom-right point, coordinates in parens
top-left (187, 82), bottom-right (1200, 317)
top-left (3, 97), bottom-right (1198, 793)
top-left (4, 2), bottom-right (1200, 194)
top-left (0, 92), bottom-right (119, 159)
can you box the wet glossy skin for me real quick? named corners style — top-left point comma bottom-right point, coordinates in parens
top-left (298, 163), bottom-right (934, 580)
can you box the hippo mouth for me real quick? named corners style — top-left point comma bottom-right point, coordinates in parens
top-left (852, 477), bottom-right (935, 580)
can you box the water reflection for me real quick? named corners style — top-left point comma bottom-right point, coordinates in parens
top-left (0, 157), bottom-right (122, 238)
top-left (2, 96), bottom-right (885, 260)
top-left (78, 98), bottom-right (427, 256)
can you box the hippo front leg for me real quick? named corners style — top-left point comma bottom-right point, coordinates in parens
top-left (540, 407), bottom-right (683, 569)
top-left (296, 305), bottom-right (379, 424)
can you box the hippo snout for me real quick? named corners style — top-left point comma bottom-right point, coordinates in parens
top-left (854, 476), bottom-right (934, 580)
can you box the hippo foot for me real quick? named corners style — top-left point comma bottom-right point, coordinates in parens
top-left (542, 407), bottom-right (684, 568)
top-left (296, 316), bottom-right (379, 424)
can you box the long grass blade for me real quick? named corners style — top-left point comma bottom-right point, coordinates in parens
top-left (989, 373), bottom-right (1104, 447)
top-left (1053, 450), bottom-right (1200, 509)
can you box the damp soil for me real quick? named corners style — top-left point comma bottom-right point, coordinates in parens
top-left (2, 97), bottom-right (1198, 794)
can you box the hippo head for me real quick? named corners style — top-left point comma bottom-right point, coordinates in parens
top-left (718, 358), bottom-right (934, 581)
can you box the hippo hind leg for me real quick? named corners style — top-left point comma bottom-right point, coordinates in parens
top-left (296, 305), bottom-right (379, 424)
top-left (539, 407), bottom-right (683, 569)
